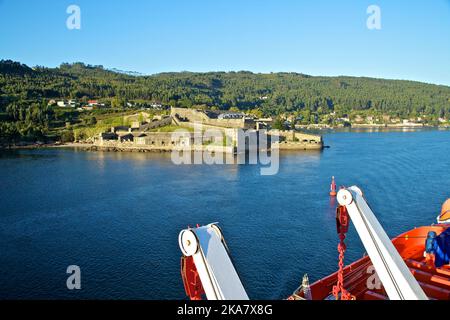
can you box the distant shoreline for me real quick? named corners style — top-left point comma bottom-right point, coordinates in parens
top-left (1, 125), bottom-right (449, 151)
top-left (296, 124), bottom-right (450, 130)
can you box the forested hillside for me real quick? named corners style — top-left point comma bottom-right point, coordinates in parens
top-left (1, 59), bottom-right (450, 143)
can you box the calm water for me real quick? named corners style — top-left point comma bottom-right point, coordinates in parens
top-left (1, 129), bottom-right (450, 299)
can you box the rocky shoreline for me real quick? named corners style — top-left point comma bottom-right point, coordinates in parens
top-left (85, 145), bottom-right (173, 153)
top-left (0, 142), bottom-right (93, 150)
top-left (2, 125), bottom-right (448, 152)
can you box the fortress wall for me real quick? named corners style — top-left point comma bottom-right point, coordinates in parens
top-left (142, 116), bottom-right (173, 131)
top-left (268, 130), bottom-right (322, 143)
top-left (171, 107), bottom-right (210, 122)
top-left (171, 107), bottom-right (254, 129)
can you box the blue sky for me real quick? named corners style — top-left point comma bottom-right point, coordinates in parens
top-left (1, 0), bottom-right (449, 85)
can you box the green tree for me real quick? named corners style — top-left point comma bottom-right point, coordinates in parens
top-left (272, 117), bottom-right (285, 130)
top-left (60, 130), bottom-right (75, 143)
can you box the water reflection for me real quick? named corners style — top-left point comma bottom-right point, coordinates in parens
top-left (328, 196), bottom-right (337, 220)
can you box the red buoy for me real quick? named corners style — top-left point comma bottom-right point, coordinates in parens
top-left (330, 176), bottom-right (337, 197)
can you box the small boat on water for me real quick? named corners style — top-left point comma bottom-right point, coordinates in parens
top-left (178, 185), bottom-right (450, 300)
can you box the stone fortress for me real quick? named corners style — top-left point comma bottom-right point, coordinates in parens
top-left (94, 107), bottom-right (323, 153)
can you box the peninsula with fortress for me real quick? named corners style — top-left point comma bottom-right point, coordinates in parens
top-left (90, 107), bottom-right (324, 153)
top-left (2, 60), bottom-right (449, 151)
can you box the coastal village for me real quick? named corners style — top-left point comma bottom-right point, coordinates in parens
top-left (91, 107), bottom-right (324, 153)
top-left (2, 60), bottom-right (449, 150)
top-left (45, 98), bottom-right (450, 154)
top-left (46, 98), bottom-right (450, 155)
top-left (50, 98), bottom-right (450, 129)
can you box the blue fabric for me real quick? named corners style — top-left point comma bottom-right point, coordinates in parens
top-left (433, 228), bottom-right (450, 268)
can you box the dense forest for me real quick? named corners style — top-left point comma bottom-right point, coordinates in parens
top-left (1, 59), bottom-right (450, 143)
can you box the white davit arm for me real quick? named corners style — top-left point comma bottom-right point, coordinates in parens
top-left (337, 186), bottom-right (428, 300)
top-left (179, 223), bottom-right (249, 300)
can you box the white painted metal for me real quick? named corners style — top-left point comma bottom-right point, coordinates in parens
top-left (179, 229), bottom-right (219, 299)
top-left (179, 223), bottom-right (249, 300)
top-left (337, 186), bottom-right (428, 300)
top-left (179, 229), bottom-right (198, 256)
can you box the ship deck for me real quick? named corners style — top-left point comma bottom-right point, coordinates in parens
top-left (296, 225), bottom-right (450, 300)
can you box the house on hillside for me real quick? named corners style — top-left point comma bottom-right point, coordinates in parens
top-left (88, 100), bottom-right (99, 107)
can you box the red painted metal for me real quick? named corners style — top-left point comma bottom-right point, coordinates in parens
top-left (292, 224), bottom-right (450, 300)
top-left (181, 256), bottom-right (205, 300)
top-left (332, 205), bottom-right (354, 300)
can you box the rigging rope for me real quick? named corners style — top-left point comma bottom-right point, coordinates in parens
top-left (332, 205), bottom-right (355, 300)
